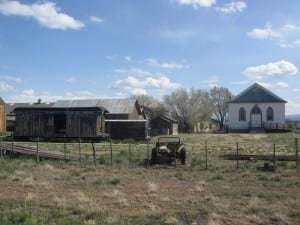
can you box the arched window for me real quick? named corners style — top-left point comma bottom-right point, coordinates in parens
top-left (267, 107), bottom-right (274, 121)
top-left (239, 107), bottom-right (246, 121)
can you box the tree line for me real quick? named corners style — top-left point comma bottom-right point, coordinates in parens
top-left (132, 86), bottom-right (232, 132)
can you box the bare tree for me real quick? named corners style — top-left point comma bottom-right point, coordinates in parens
top-left (164, 89), bottom-right (190, 131)
top-left (164, 89), bottom-right (213, 132)
top-left (209, 86), bottom-right (232, 130)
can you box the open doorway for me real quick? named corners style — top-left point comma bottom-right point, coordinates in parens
top-left (54, 114), bottom-right (66, 135)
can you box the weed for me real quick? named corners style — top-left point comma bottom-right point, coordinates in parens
top-left (69, 169), bottom-right (81, 177)
top-left (93, 178), bottom-right (102, 185)
top-left (110, 177), bottom-right (121, 185)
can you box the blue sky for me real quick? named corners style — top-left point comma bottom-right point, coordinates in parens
top-left (0, 0), bottom-right (299, 114)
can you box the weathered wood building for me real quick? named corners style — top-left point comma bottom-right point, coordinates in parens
top-left (53, 99), bottom-right (148, 139)
top-left (150, 115), bottom-right (178, 136)
top-left (5, 101), bottom-right (55, 132)
top-left (13, 107), bottom-right (106, 139)
top-left (10, 98), bottom-right (148, 140)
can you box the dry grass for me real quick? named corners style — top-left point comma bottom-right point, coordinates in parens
top-left (0, 132), bottom-right (299, 225)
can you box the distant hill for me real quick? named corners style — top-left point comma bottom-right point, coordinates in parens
top-left (286, 114), bottom-right (300, 122)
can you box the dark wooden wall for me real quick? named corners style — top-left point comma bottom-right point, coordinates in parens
top-left (14, 112), bottom-right (105, 138)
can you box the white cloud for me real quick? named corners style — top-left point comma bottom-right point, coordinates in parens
top-left (172, 0), bottom-right (216, 9)
top-left (247, 23), bottom-right (280, 40)
top-left (146, 58), bottom-right (189, 69)
top-left (275, 81), bottom-right (288, 88)
top-left (114, 67), bottom-right (152, 77)
top-left (0, 1), bottom-right (84, 30)
top-left (247, 23), bottom-right (300, 48)
top-left (202, 75), bottom-right (219, 87)
top-left (112, 75), bottom-right (180, 95)
top-left (89, 16), bottom-right (104, 24)
top-left (22, 89), bottom-right (35, 96)
top-left (215, 1), bottom-right (247, 14)
top-left (125, 56), bottom-right (132, 62)
top-left (0, 75), bottom-right (22, 83)
top-left (293, 88), bottom-right (300, 92)
top-left (0, 82), bottom-right (13, 92)
top-left (131, 88), bottom-right (148, 95)
top-left (243, 60), bottom-right (298, 80)
top-left (66, 76), bottom-right (77, 84)
top-left (6, 89), bottom-right (109, 103)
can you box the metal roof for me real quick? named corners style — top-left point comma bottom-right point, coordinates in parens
top-left (53, 98), bottom-right (139, 114)
top-left (13, 106), bottom-right (108, 114)
top-left (6, 102), bottom-right (55, 114)
top-left (228, 83), bottom-right (287, 103)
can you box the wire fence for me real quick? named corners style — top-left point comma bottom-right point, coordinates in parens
top-left (1, 134), bottom-right (299, 171)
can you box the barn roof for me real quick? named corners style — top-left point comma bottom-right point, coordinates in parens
top-left (53, 98), bottom-right (140, 114)
top-left (6, 102), bottom-right (55, 114)
top-left (12, 106), bottom-right (108, 114)
top-left (228, 83), bottom-right (287, 103)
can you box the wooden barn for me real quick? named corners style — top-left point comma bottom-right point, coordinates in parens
top-left (5, 100), bottom-right (54, 132)
top-left (11, 98), bottom-right (149, 140)
top-left (13, 107), bottom-right (106, 139)
top-left (150, 115), bottom-right (178, 136)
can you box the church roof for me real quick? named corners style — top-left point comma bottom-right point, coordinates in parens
top-left (228, 83), bottom-right (287, 103)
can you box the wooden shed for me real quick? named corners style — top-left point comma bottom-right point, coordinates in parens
top-left (53, 98), bottom-right (149, 139)
top-left (13, 107), bottom-right (106, 139)
top-left (151, 115), bottom-right (178, 136)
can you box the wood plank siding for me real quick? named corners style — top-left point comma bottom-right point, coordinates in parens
top-left (13, 107), bottom-right (106, 139)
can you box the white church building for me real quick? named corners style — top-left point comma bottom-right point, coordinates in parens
top-left (228, 83), bottom-right (287, 132)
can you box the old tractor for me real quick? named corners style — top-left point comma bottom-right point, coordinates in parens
top-left (150, 136), bottom-right (186, 165)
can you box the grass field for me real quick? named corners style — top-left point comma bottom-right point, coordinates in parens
top-left (0, 132), bottom-right (299, 225)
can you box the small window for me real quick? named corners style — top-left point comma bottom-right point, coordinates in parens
top-left (267, 107), bottom-right (274, 121)
top-left (239, 107), bottom-right (246, 121)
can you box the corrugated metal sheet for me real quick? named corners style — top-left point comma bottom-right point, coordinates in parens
top-left (53, 98), bottom-right (137, 114)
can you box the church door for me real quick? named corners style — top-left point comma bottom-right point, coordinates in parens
top-left (250, 105), bottom-right (262, 128)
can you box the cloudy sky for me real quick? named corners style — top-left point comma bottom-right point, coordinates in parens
top-left (0, 0), bottom-right (299, 114)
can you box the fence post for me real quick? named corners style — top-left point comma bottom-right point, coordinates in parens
top-left (236, 142), bottom-right (239, 169)
top-left (147, 139), bottom-right (150, 168)
top-left (92, 142), bottom-right (96, 166)
top-left (273, 144), bottom-right (276, 171)
top-left (110, 137), bottom-right (113, 166)
top-left (205, 141), bottom-right (208, 170)
top-left (36, 138), bottom-right (40, 163)
top-left (10, 140), bottom-right (14, 158)
top-left (78, 139), bottom-right (82, 164)
top-left (296, 138), bottom-right (299, 168)
top-left (64, 136), bottom-right (67, 162)
top-left (128, 141), bottom-right (131, 166)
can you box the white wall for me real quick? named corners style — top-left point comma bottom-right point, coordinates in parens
top-left (228, 102), bottom-right (285, 130)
